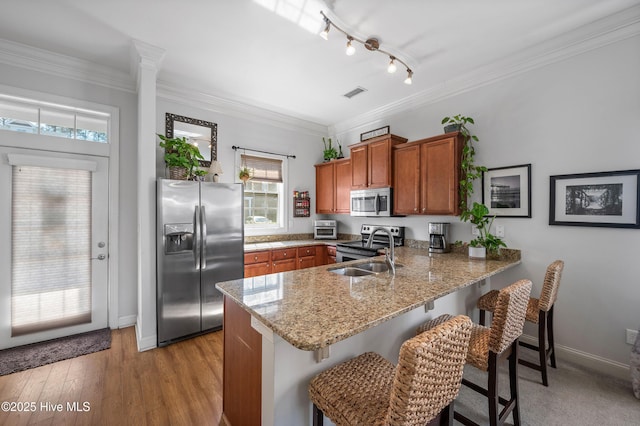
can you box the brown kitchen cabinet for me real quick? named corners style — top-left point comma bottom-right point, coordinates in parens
top-left (393, 132), bottom-right (463, 216)
top-left (315, 158), bottom-right (351, 214)
top-left (271, 248), bottom-right (297, 273)
top-left (350, 134), bottom-right (408, 189)
top-left (326, 245), bottom-right (336, 264)
top-left (297, 246), bottom-right (317, 269)
top-left (244, 250), bottom-right (271, 278)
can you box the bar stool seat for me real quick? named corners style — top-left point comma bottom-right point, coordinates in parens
top-left (308, 315), bottom-right (473, 426)
top-left (478, 260), bottom-right (564, 386)
top-left (417, 279), bottom-right (532, 426)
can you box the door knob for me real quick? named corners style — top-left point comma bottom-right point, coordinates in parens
top-left (92, 254), bottom-right (106, 260)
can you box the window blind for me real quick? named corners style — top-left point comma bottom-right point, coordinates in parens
top-left (241, 154), bottom-right (283, 183)
top-left (11, 165), bottom-right (92, 336)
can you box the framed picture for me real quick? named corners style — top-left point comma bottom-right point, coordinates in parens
top-left (360, 125), bottom-right (390, 142)
top-left (482, 164), bottom-right (531, 217)
top-left (549, 169), bottom-right (640, 228)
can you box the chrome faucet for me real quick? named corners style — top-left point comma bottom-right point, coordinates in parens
top-left (366, 226), bottom-right (396, 275)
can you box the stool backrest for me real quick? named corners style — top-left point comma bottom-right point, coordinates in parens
top-left (386, 315), bottom-right (472, 426)
top-left (489, 279), bottom-right (532, 354)
top-left (538, 260), bottom-right (564, 312)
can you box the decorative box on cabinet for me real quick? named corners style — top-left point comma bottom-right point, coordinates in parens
top-left (350, 134), bottom-right (407, 189)
top-left (393, 132), bottom-right (463, 216)
top-left (315, 158), bottom-right (351, 214)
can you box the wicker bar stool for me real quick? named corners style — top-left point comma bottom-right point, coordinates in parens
top-left (477, 260), bottom-right (564, 386)
top-left (417, 279), bottom-right (532, 426)
top-left (308, 315), bottom-right (472, 426)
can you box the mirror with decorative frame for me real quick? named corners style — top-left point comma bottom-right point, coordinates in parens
top-left (165, 113), bottom-right (217, 167)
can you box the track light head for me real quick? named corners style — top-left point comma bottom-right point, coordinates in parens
top-left (346, 37), bottom-right (355, 56)
top-left (387, 57), bottom-right (397, 73)
top-left (404, 69), bottom-right (413, 85)
top-left (319, 19), bottom-right (330, 40)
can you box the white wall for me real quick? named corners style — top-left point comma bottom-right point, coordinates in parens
top-left (0, 62), bottom-right (140, 326)
top-left (326, 35), bottom-right (640, 369)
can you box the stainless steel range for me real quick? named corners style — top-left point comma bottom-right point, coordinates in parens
top-left (336, 224), bottom-right (405, 262)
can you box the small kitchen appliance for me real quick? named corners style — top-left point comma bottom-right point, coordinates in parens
top-left (314, 219), bottom-right (337, 240)
top-left (428, 222), bottom-right (450, 253)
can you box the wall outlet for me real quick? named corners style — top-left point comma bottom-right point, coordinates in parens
top-left (471, 225), bottom-right (479, 236)
top-left (627, 328), bottom-right (639, 345)
top-left (496, 225), bottom-right (505, 237)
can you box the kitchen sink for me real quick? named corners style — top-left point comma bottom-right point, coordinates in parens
top-left (327, 261), bottom-right (403, 276)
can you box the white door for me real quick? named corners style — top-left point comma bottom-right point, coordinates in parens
top-left (0, 146), bottom-right (109, 349)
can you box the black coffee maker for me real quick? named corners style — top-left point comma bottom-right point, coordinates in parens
top-left (428, 222), bottom-right (450, 253)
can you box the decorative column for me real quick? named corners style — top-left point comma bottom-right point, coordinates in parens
top-left (132, 39), bottom-right (165, 351)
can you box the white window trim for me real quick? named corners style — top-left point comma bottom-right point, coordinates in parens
top-left (0, 84), bottom-right (120, 330)
top-left (236, 150), bottom-right (289, 236)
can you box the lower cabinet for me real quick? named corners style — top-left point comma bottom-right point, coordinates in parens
top-left (244, 244), bottom-right (331, 277)
top-left (244, 251), bottom-right (272, 278)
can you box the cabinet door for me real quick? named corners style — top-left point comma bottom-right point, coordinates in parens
top-left (272, 258), bottom-right (297, 273)
top-left (298, 256), bottom-right (316, 269)
top-left (393, 144), bottom-right (421, 215)
top-left (244, 262), bottom-right (271, 278)
top-left (422, 138), bottom-right (459, 215)
top-left (315, 163), bottom-right (335, 213)
top-left (326, 245), bottom-right (336, 264)
top-left (334, 159), bottom-right (351, 213)
top-left (368, 138), bottom-right (392, 188)
top-left (350, 145), bottom-right (368, 189)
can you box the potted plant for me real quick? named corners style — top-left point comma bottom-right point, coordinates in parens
top-left (238, 166), bottom-right (252, 183)
top-left (322, 137), bottom-right (338, 162)
top-left (467, 202), bottom-right (506, 259)
top-left (441, 114), bottom-right (486, 216)
top-left (158, 134), bottom-right (205, 180)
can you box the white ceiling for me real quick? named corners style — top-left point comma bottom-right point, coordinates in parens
top-left (0, 0), bottom-right (638, 126)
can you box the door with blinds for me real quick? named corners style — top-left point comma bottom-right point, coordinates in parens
top-left (0, 146), bottom-right (109, 349)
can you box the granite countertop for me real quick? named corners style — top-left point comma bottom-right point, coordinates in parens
top-left (216, 246), bottom-right (521, 351)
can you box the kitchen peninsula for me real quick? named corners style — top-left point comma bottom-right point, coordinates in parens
top-left (216, 246), bottom-right (521, 426)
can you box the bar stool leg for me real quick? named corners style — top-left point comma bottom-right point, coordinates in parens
top-left (509, 341), bottom-right (521, 426)
top-left (488, 352), bottom-right (499, 426)
top-left (538, 311), bottom-right (549, 387)
top-left (548, 306), bottom-right (557, 368)
top-left (312, 404), bottom-right (323, 426)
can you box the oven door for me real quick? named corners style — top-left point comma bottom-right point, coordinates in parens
top-left (314, 227), bottom-right (337, 240)
top-left (336, 250), bottom-right (376, 263)
top-left (350, 188), bottom-right (392, 217)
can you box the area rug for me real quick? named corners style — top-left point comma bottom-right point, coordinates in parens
top-left (0, 328), bottom-right (111, 376)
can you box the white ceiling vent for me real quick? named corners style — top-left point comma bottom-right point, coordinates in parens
top-left (343, 87), bottom-right (367, 99)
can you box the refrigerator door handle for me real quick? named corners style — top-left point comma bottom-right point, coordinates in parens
top-left (201, 205), bottom-right (207, 270)
top-left (194, 205), bottom-right (201, 270)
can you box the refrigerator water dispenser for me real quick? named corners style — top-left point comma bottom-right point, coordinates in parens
top-left (164, 223), bottom-right (194, 254)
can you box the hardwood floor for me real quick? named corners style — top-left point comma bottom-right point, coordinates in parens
top-left (0, 327), bottom-right (224, 426)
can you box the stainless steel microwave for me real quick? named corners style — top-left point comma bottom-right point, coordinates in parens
top-left (350, 187), bottom-right (393, 217)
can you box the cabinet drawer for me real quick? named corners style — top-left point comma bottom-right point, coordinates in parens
top-left (326, 245), bottom-right (336, 256)
top-left (297, 246), bottom-right (316, 257)
top-left (271, 248), bottom-right (295, 261)
top-left (244, 251), bottom-right (271, 265)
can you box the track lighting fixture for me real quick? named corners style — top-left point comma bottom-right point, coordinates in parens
top-left (319, 11), bottom-right (413, 84)
top-left (346, 37), bottom-right (355, 56)
top-left (387, 56), bottom-right (397, 73)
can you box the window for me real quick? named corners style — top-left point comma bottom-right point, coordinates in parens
top-left (0, 95), bottom-right (109, 143)
top-left (241, 154), bottom-right (285, 232)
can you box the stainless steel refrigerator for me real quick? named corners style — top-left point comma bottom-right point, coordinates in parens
top-left (156, 179), bottom-right (244, 346)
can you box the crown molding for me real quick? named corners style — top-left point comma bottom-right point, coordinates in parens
top-left (331, 4), bottom-right (640, 135)
top-left (0, 38), bottom-right (136, 93)
top-left (156, 82), bottom-right (328, 137)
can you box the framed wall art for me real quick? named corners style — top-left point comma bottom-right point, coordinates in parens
top-left (482, 164), bottom-right (531, 217)
top-left (549, 169), bottom-right (640, 228)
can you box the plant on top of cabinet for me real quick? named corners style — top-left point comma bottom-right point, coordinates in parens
top-left (158, 134), bottom-right (205, 180)
top-left (440, 115), bottom-right (486, 220)
top-left (322, 137), bottom-right (338, 162)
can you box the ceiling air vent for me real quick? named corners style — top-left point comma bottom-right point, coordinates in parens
top-left (343, 87), bottom-right (367, 99)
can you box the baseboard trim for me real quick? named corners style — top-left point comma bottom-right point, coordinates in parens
top-left (520, 334), bottom-right (631, 382)
top-left (134, 321), bottom-right (157, 352)
top-left (118, 315), bottom-right (137, 329)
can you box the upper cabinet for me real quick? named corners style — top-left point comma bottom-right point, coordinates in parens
top-left (350, 135), bottom-right (408, 189)
top-left (393, 132), bottom-right (463, 216)
top-left (315, 158), bottom-right (351, 214)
